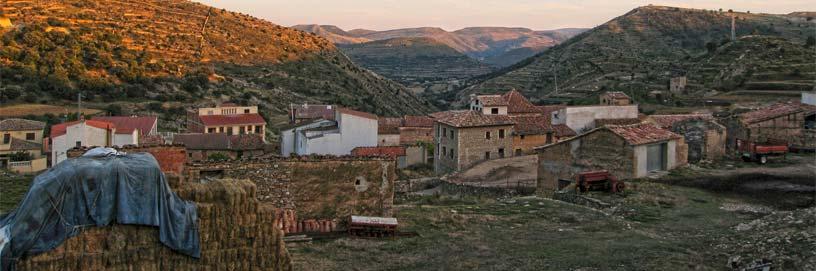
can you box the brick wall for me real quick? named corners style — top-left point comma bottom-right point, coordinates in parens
top-left (537, 130), bottom-right (634, 193)
top-left (68, 145), bottom-right (187, 175)
top-left (16, 179), bottom-right (291, 271)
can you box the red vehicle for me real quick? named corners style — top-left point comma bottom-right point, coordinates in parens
top-left (574, 171), bottom-right (625, 193)
top-left (736, 139), bottom-right (788, 164)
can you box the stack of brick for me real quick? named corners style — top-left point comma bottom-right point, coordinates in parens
top-left (274, 209), bottom-right (338, 234)
top-left (16, 179), bottom-right (292, 271)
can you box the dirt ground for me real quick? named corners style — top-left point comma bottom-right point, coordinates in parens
top-left (449, 155), bottom-right (538, 188)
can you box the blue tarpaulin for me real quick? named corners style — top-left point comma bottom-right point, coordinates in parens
top-left (0, 151), bottom-right (200, 270)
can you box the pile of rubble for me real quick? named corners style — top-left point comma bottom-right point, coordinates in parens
top-left (718, 207), bottom-right (816, 270)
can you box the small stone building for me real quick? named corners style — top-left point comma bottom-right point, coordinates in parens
top-left (724, 102), bottom-right (816, 151)
top-left (647, 114), bottom-right (726, 163)
top-left (599, 91), bottom-right (631, 106)
top-left (536, 123), bottom-right (686, 192)
top-left (377, 117), bottom-right (402, 146)
top-left (432, 111), bottom-right (515, 173)
top-left (669, 76), bottom-right (687, 94)
top-left (510, 115), bottom-right (575, 155)
top-left (173, 133), bottom-right (266, 161)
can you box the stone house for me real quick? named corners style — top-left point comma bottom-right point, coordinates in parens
top-left (509, 115), bottom-right (576, 155)
top-left (599, 91), bottom-right (631, 106)
top-left (173, 133), bottom-right (266, 161)
top-left (279, 108), bottom-right (378, 156)
top-left (377, 117), bottom-right (402, 146)
top-left (647, 114), bottom-right (726, 163)
top-left (186, 103), bottom-right (267, 141)
top-left (536, 123), bottom-right (686, 192)
top-left (0, 119), bottom-right (46, 172)
top-left (399, 115), bottom-right (434, 145)
top-left (724, 102), bottom-right (816, 151)
top-left (469, 90), bottom-right (558, 116)
top-left (432, 110), bottom-right (515, 174)
top-left (670, 76), bottom-right (687, 94)
top-left (352, 146), bottom-right (408, 168)
top-left (289, 104), bottom-right (336, 124)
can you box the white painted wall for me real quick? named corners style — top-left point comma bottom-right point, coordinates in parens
top-left (113, 130), bottom-right (138, 147)
top-left (280, 119), bottom-right (335, 157)
top-left (558, 105), bottom-right (639, 133)
top-left (481, 106), bottom-right (508, 115)
top-left (378, 134), bottom-right (401, 146)
top-left (52, 122), bottom-right (111, 165)
top-left (282, 112), bottom-right (378, 156)
top-left (633, 140), bottom-right (678, 178)
top-left (803, 92), bottom-right (816, 106)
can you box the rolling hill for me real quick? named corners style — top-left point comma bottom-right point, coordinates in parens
top-left (459, 6), bottom-right (816, 106)
top-left (338, 37), bottom-right (493, 85)
top-left (0, 0), bottom-right (434, 132)
top-left (291, 24), bottom-right (371, 44)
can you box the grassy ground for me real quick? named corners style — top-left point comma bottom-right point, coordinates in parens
top-left (0, 173), bottom-right (34, 213)
top-left (0, 104), bottom-right (101, 118)
top-left (289, 181), bottom-right (781, 270)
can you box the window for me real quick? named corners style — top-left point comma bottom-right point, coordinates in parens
top-left (498, 148), bottom-right (505, 158)
top-left (2, 134), bottom-right (9, 144)
top-left (442, 146), bottom-right (446, 158)
top-left (208, 128), bottom-right (216, 133)
top-left (499, 129), bottom-right (505, 139)
top-left (255, 126), bottom-right (261, 133)
top-left (491, 108), bottom-right (499, 115)
top-left (244, 109), bottom-right (250, 114)
top-left (485, 131), bottom-right (491, 139)
top-left (26, 133), bottom-right (35, 141)
top-left (442, 128), bottom-right (447, 138)
top-left (239, 127), bottom-right (246, 134)
top-left (76, 141), bottom-right (82, 148)
top-left (546, 133), bottom-right (554, 144)
top-left (227, 127), bottom-right (234, 135)
top-left (520, 135), bottom-right (526, 140)
top-left (484, 152), bottom-right (491, 160)
top-left (449, 130), bottom-right (454, 139)
top-left (219, 127), bottom-right (225, 133)
top-left (450, 149), bottom-right (455, 159)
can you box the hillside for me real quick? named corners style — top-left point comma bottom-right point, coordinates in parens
top-left (0, 0), bottom-right (434, 132)
top-left (291, 24), bottom-right (371, 44)
top-left (461, 6), bottom-right (816, 106)
top-left (338, 37), bottom-right (493, 85)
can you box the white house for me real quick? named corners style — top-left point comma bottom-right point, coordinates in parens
top-left (280, 108), bottom-right (378, 156)
top-left (551, 105), bottom-right (639, 133)
top-left (51, 120), bottom-right (116, 165)
top-left (803, 91), bottom-right (816, 106)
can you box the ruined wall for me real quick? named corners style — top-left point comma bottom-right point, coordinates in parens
top-left (671, 119), bottom-right (726, 163)
top-left (725, 112), bottom-right (815, 151)
top-left (68, 145), bottom-right (187, 175)
top-left (185, 157), bottom-right (396, 222)
top-left (17, 179), bottom-right (291, 271)
top-left (536, 130), bottom-right (634, 193)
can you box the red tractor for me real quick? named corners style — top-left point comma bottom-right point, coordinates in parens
top-left (575, 171), bottom-right (625, 193)
top-left (736, 139), bottom-right (789, 164)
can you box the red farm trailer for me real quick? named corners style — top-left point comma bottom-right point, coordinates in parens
top-left (736, 139), bottom-right (789, 164)
top-left (574, 171), bottom-right (625, 193)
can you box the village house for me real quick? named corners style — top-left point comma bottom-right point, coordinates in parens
top-left (551, 104), bottom-right (639, 134)
top-left (399, 115), bottom-right (434, 145)
top-left (724, 101), bottom-right (816, 151)
top-left (351, 146), bottom-right (408, 168)
top-left (536, 123), bottom-right (687, 192)
top-left (510, 115), bottom-right (576, 155)
top-left (469, 90), bottom-right (558, 116)
top-left (50, 120), bottom-right (118, 165)
top-left (377, 117), bottom-right (403, 146)
top-left (0, 119), bottom-right (47, 173)
top-left (92, 115), bottom-right (159, 145)
top-left (599, 91), bottom-right (632, 106)
top-left (186, 103), bottom-right (267, 141)
top-left (432, 110), bottom-right (515, 173)
top-left (803, 91), bottom-right (816, 106)
top-left (289, 103), bottom-right (336, 124)
top-left (670, 76), bottom-right (687, 94)
top-left (646, 114), bottom-right (726, 163)
top-left (280, 108), bottom-right (378, 156)
top-left (173, 133), bottom-right (266, 161)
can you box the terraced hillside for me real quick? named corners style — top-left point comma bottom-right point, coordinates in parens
top-left (0, 0), bottom-right (434, 131)
top-left (291, 24), bottom-right (371, 44)
top-left (338, 37), bottom-right (493, 85)
top-left (461, 6), bottom-right (816, 106)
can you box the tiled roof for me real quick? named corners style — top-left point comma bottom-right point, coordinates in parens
top-left (595, 118), bottom-right (643, 127)
top-left (398, 127), bottom-right (433, 144)
top-left (10, 137), bottom-right (42, 151)
top-left (552, 124), bottom-right (577, 137)
top-left (351, 146), bottom-right (406, 159)
top-left (606, 123), bottom-right (682, 145)
top-left (199, 113), bottom-right (266, 126)
top-left (434, 110), bottom-right (514, 128)
top-left (510, 115), bottom-right (576, 137)
top-left (476, 95), bottom-right (508, 106)
top-left (502, 90), bottom-right (547, 114)
top-left (649, 114), bottom-right (713, 129)
top-left (51, 120), bottom-right (115, 138)
top-left (92, 116), bottom-right (157, 136)
top-left (173, 133), bottom-right (264, 150)
top-left (337, 108), bottom-right (378, 120)
top-left (0, 118), bottom-right (45, 131)
top-left (403, 115), bottom-right (433, 127)
top-left (603, 91), bottom-right (630, 99)
top-left (291, 104), bottom-right (336, 121)
top-left (378, 117), bottom-right (403, 134)
top-left (739, 102), bottom-right (816, 124)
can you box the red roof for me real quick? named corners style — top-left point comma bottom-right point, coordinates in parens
top-left (92, 116), bottom-right (157, 136)
top-left (199, 113), bottom-right (266, 126)
top-left (433, 110), bottom-right (514, 128)
top-left (351, 146), bottom-right (406, 159)
top-left (739, 102), bottom-right (816, 124)
top-left (403, 115), bottom-right (433, 127)
top-left (649, 114), bottom-right (713, 129)
top-left (606, 123), bottom-right (682, 145)
top-left (510, 115), bottom-right (577, 137)
top-left (291, 104), bottom-right (336, 121)
top-left (595, 118), bottom-right (643, 127)
top-left (502, 90), bottom-right (550, 114)
top-left (337, 108), bottom-right (378, 120)
top-left (51, 120), bottom-right (115, 138)
top-left (475, 95), bottom-right (508, 106)
top-left (173, 133), bottom-right (265, 150)
top-left (378, 117), bottom-right (403, 134)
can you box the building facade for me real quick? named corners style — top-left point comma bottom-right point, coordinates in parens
top-left (173, 133), bottom-right (266, 161)
top-left (647, 114), bottom-right (726, 163)
top-left (51, 120), bottom-right (116, 165)
top-left (280, 108), bottom-right (378, 156)
top-left (670, 76), bottom-right (687, 94)
top-left (187, 104), bottom-right (267, 141)
top-left (551, 105), bottom-right (639, 134)
top-left (433, 111), bottom-right (515, 174)
top-left (724, 102), bottom-right (816, 151)
top-left (599, 91), bottom-right (632, 106)
top-left (0, 119), bottom-right (46, 172)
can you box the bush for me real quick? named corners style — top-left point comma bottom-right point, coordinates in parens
top-left (10, 151), bottom-right (33, 162)
top-left (207, 153), bottom-right (230, 162)
top-left (105, 104), bottom-right (123, 116)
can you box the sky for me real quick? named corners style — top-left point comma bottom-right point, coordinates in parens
top-left (195, 0), bottom-right (815, 31)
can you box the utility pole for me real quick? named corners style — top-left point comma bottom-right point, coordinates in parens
top-left (731, 14), bottom-right (736, 41)
top-left (77, 92), bottom-right (82, 120)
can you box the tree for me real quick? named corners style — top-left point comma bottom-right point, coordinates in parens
top-left (105, 104), bottom-right (123, 116)
top-left (208, 153), bottom-right (230, 162)
top-left (10, 151), bottom-right (33, 162)
top-left (807, 36), bottom-right (816, 48)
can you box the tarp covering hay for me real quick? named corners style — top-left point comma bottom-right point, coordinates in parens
top-left (0, 152), bottom-right (200, 270)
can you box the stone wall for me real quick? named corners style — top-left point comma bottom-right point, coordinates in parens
top-left (536, 130), bottom-right (634, 193)
top-left (512, 134), bottom-right (551, 155)
top-left (185, 157), bottom-right (396, 221)
top-left (16, 179), bottom-right (292, 271)
top-left (670, 119), bottom-right (726, 163)
top-left (68, 145), bottom-right (187, 175)
top-left (725, 111), bottom-right (815, 151)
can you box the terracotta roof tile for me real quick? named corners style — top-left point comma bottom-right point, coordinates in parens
top-left (10, 137), bottom-right (42, 151)
top-left (0, 118), bottom-right (45, 131)
top-left (739, 102), bottom-right (816, 124)
top-left (403, 115), bottom-right (433, 127)
top-left (291, 104), bottom-right (336, 121)
top-left (378, 117), bottom-right (403, 134)
top-left (51, 120), bottom-right (115, 138)
top-left (476, 95), bottom-right (508, 106)
top-left (199, 113), bottom-right (266, 126)
top-left (595, 118), bottom-right (643, 127)
top-left (649, 114), bottom-right (713, 129)
top-left (510, 115), bottom-right (577, 137)
top-left (351, 146), bottom-right (406, 158)
top-left (434, 110), bottom-right (514, 128)
top-left (606, 123), bottom-right (682, 145)
top-left (337, 108), bottom-right (378, 120)
top-left (173, 133), bottom-right (264, 150)
top-left (92, 116), bottom-right (157, 136)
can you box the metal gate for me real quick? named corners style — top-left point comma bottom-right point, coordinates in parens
top-left (646, 143), bottom-right (666, 172)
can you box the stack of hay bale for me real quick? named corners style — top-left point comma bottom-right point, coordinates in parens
top-left (16, 179), bottom-right (292, 271)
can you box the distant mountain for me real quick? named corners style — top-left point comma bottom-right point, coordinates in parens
top-left (293, 25), bottom-right (587, 67)
top-left (0, 0), bottom-right (434, 132)
top-left (338, 37), bottom-right (493, 85)
top-left (460, 6), bottom-right (815, 106)
top-left (291, 24), bottom-right (371, 44)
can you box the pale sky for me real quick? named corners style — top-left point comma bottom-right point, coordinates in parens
top-left (195, 0), bottom-right (815, 31)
